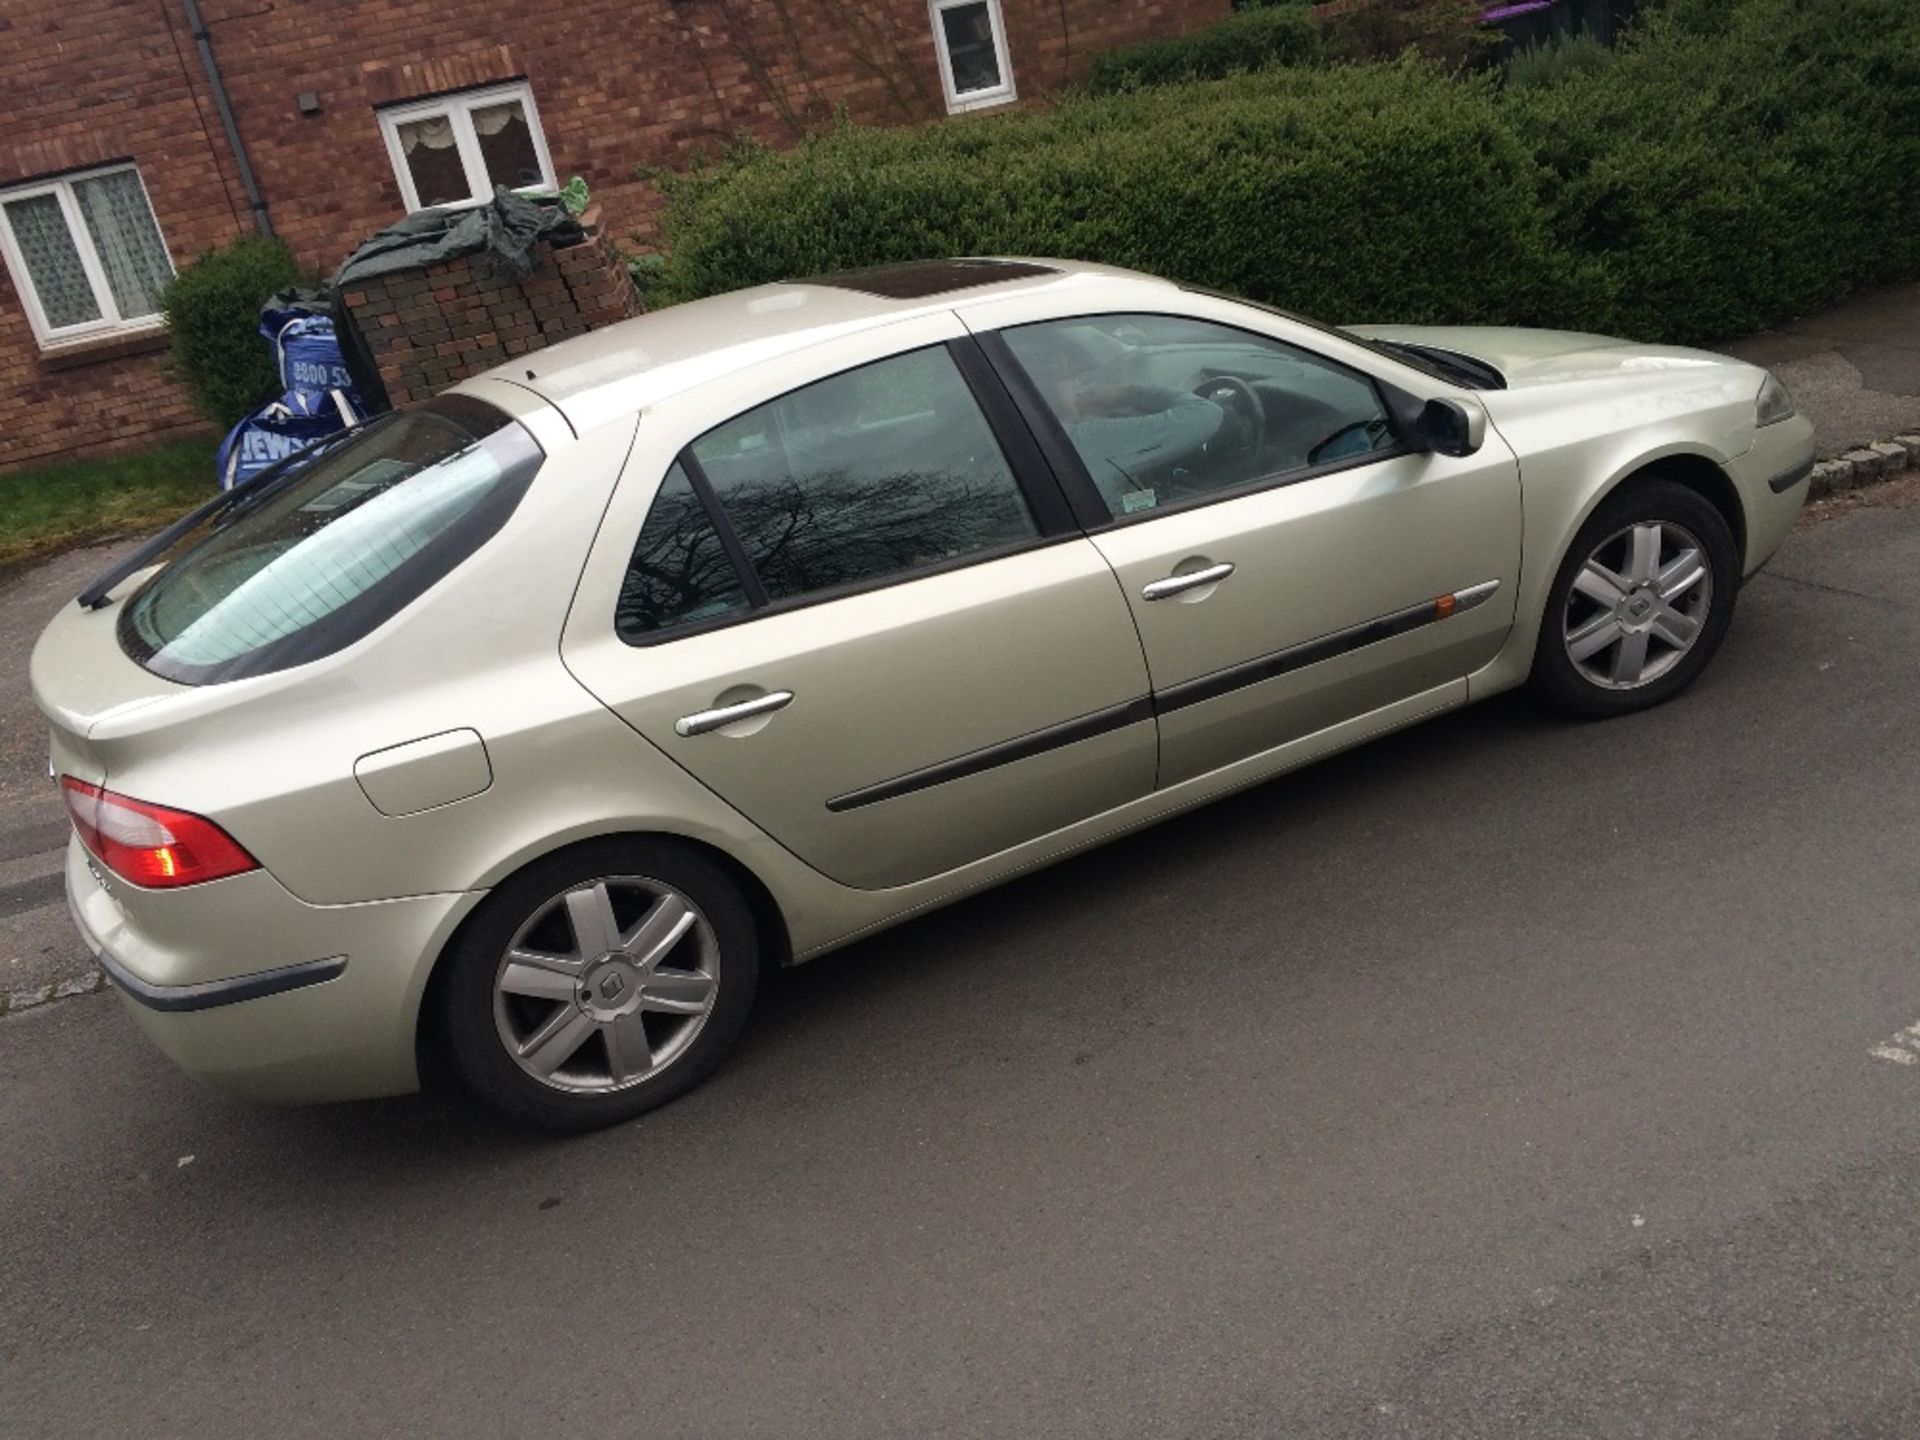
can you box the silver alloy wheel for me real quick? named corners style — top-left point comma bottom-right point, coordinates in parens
top-left (1563, 520), bottom-right (1714, 690)
top-left (491, 876), bottom-right (721, 1094)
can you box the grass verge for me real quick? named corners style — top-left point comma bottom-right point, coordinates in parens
top-left (0, 436), bottom-right (218, 576)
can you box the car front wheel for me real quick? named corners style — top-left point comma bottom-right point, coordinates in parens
top-left (439, 839), bottom-right (760, 1130)
top-left (1529, 477), bottom-right (1740, 718)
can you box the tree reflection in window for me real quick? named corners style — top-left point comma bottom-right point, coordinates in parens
top-left (616, 463), bottom-right (751, 639)
top-left (694, 346), bottom-right (1038, 602)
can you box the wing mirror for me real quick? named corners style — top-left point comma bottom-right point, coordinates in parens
top-left (1414, 397), bottom-right (1486, 458)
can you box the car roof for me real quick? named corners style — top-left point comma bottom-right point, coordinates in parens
top-left (465, 257), bottom-right (1180, 433)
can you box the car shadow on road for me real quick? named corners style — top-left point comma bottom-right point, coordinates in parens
top-left (737, 690), bottom-right (1565, 1052)
top-left (224, 691), bottom-right (1565, 1165)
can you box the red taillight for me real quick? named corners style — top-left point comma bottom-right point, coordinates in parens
top-left (61, 778), bottom-right (259, 889)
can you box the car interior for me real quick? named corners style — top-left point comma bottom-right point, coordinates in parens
top-left (1004, 314), bottom-right (1400, 509)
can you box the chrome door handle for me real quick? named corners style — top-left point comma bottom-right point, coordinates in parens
top-left (1142, 562), bottom-right (1235, 602)
top-left (675, 690), bottom-right (794, 737)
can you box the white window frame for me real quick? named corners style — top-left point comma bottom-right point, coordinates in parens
top-left (930, 0), bottom-right (1017, 114)
top-left (377, 81), bottom-right (558, 214)
top-left (0, 163), bottom-right (174, 351)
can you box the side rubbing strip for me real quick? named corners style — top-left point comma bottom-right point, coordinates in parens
top-left (823, 582), bottom-right (1500, 811)
top-left (826, 697), bottom-right (1156, 812)
top-left (1768, 458), bottom-right (1814, 494)
top-left (1155, 581), bottom-right (1502, 716)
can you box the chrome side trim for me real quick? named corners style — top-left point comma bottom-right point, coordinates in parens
top-left (1451, 578), bottom-right (1502, 614)
top-left (97, 949), bottom-right (348, 1013)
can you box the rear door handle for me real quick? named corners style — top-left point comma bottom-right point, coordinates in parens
top-left (1142, 562), bottom-right (1235, 602)
top-left (675, 690), bottom-right (794, 737)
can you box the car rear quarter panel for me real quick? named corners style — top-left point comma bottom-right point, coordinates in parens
top-left (70, 405), bottom-right (640, 907)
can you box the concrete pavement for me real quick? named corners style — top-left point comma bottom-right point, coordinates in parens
top-left (1721, 279), bottom-right (1920, 459)
top-left (3, 500), bottom-right (1919, 1437)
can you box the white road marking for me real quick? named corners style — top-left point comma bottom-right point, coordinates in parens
top-left (1868, 1020), bottom-right (1920, 1065)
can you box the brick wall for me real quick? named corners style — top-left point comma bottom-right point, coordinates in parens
top-left (189, 0), bottom-right (1225, 263)
top-left (341, 216), bottom-right (642, 407)
top-left (1, 0), bottom-right (1227, 475)
top-left (0, 1), bottom-right (250, 473)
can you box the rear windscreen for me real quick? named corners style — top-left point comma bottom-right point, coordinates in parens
top-left (120, 394), bottom-right (542, 685)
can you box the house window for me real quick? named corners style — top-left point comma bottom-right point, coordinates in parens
top-left (377, 82), bottom-right (557, 212)
top-left (930, 0), bottom-right (1016, 113)
top-left (0, 164), bottom-right (174, 350)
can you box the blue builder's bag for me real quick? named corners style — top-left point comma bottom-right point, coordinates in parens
top-left (216, 295), bottom-right (367, 490)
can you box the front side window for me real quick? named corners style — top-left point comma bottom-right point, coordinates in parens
top-left (616, 345), bottom-right (1040, 641)
top-left (0, 164), bottom-right (174, 349)
top-left (378, 82), bottom-right (556, 212)
top-left (930, 0), bottom-right (1016, 112)
top-left (122, 396), bottom-right (542, 684)
top-left (1000, 313), bottom-right (1400, 520)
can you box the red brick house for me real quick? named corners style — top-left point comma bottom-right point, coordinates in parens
top-left (0, 0), bottom-right (1225, 475)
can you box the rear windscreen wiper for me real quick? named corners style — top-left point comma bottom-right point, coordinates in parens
top-left (75, 488), bottom-right (239, 611)
top-left (74, 421), bottom-right (376, 611)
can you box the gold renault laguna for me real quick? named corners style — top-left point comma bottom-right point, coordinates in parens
top-left (32, 259), bottom-right (1814, 1129)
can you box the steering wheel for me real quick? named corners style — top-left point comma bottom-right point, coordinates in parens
top-left (1307, 417), bottom-right (1394, 468)
top-left (1193, 375), bottom-right (1265, 461)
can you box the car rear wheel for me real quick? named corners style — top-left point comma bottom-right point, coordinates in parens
top-left (439, 839), bottom-right (760, 1130)
top-left (1529, 478), bottom-right (1739, 718)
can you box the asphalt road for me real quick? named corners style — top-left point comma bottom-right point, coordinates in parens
top-left (4, 500), bottom-right (1920, 1438)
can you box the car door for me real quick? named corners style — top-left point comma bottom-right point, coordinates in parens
top-left (968, 296), bottom-right (1523, 788)
top-left (561, 316), bottom-right (1157, 890)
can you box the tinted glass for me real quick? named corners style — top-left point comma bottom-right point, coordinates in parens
top-left (690, 346), bottom-right (1038, 603)
top-left (616, 463), bottom-right (752, 640)
top-left (121, 397), bottom-right (541, 684)
top-left (808, 259), bottom-right (1055, 299)
top-left (1002, 313), bottom-right (1397, 519)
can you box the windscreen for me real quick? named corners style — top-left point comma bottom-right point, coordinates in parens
top-left (120, 394), bottom-right (542, 684)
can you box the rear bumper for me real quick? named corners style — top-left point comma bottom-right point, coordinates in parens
top-left (92, 946), bottom-right (346, 1012)
top-left (66, 839), bottom-right (480, 1104)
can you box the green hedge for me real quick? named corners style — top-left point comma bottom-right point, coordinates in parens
top-left (1086, 7), bottom-right (1321, 95)
top-left (159, 235), bottom-right (305, 429)
top-left (1506, 0), bottom-right (1920, 340)
top-left (649, 63), bottom-right (1562, 327)
top-left (645, 0), bottom-right (1920, 345)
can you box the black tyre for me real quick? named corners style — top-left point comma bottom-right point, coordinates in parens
top-left (439, 838), bottom-right (760, 1131)
top-left (1529, 477), bottom-right (1740, 718)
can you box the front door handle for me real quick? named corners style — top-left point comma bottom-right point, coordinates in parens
top-left (675, 690), bottom-right (794, 737)
top-left (1142, 562), bottom-right (1235, 602)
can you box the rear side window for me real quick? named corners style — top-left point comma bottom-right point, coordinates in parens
top-left (615, 462), bottom-right (752, 638)
top-left (121, 395), bottom-right (542, 684)
top-left (695, 345), bottom-right (1036, 600)
top-left (613, 344), bottom-right (1038, 642)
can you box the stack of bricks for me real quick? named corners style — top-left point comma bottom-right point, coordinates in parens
top-left (339, 216), bottom-right (641, 408)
